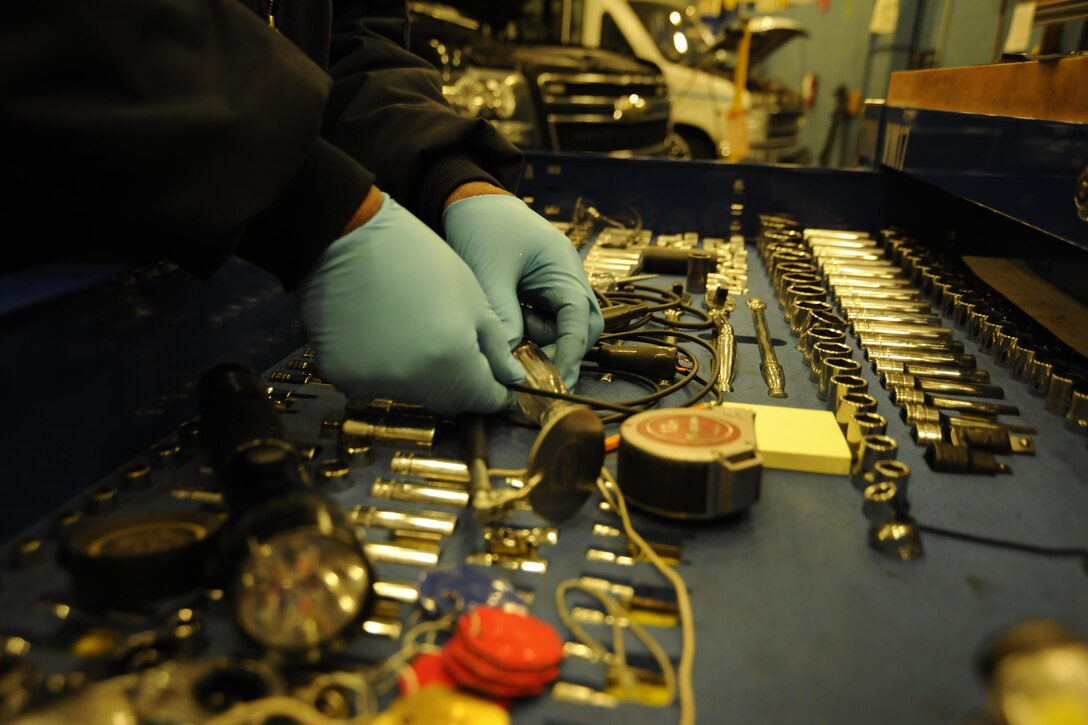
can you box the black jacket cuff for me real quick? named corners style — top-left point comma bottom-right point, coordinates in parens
top-left (237, 138), bottom-right (375, 290)
top-left (414, 154), bottom-right (506, 232)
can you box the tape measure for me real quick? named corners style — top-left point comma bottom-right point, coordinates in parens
top-left (616, 407), bottom-right (762, 519)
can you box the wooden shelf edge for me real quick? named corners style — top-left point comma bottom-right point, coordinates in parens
top-left (964, 256), bottom-right (1088, 358)
top-left (886, 56), bottom-right (1088, 124)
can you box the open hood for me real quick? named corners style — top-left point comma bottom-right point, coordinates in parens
top-left (712, 16), bottom-right (808, 66)
top-left (414, 0), bottom-right (532, 27)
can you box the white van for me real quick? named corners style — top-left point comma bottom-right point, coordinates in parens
top-left (554, 0), bottom-right (807, 161)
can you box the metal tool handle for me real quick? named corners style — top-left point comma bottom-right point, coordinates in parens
top-left (460, 414), bottom-right (492, 494)
top-left (748, 297), bottom-right (788, 399)
top-left (715, 320), bottom-right (737, 394)
top-left (761, 361), bottom-right (787, 398)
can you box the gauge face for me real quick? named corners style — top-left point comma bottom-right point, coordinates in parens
top-left (235, 528), bottom-right (370, 652)
top-left (61, 511), bottom-right (226, 606)
top-left (87, 521), bottom-right (208, 557)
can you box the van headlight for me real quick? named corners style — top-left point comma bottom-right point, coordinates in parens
top-left (444, 69), bottom-right (539, 147)
top-left (446, 69), bottom-right (526, 120)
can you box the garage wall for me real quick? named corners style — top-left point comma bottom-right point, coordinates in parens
top-left (752, 0), bottom-right (1082, 168)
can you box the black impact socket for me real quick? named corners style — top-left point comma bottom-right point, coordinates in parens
top-left (923, 443), bottom-right (1011, 475)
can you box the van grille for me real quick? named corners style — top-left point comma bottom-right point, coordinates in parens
top-left (536, 72), bottom-right (670, 153)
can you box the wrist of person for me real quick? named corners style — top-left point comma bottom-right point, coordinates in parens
top-left (340, 185), bottom-right (385, 235)
top-left (443, 181), bottom-right (514, 210)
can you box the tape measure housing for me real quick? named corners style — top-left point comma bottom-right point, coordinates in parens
top-left (617, 407), bottom-right (762, 519)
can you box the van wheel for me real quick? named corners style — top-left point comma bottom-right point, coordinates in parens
top-left (676, 129), bottom-right (717, 160)
top-left (665, 132), bottom-right (693, 160)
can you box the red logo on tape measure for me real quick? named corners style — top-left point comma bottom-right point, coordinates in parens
top-left (637, 412), bottom-right (741, 447)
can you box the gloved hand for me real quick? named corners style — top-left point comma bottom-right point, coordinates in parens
top-left (297, 193), bottom-right (525, 416)
top-left (443, 193), bottom-right (604, 389)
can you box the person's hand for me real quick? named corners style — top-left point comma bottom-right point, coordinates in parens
top-left (297, 192), bottom-right (525, 416)
top-left (443, 193), bottom-right (604, 389)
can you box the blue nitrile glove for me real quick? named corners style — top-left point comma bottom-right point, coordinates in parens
top-left (297, 194), bottom-right (525, 416)
top-left (443, 194), bottom-right (604, 389)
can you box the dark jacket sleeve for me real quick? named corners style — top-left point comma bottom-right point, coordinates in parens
top-left (324, 0), bottom-right (525, 232)
top-left (1, 0), bottom-right (372, 287)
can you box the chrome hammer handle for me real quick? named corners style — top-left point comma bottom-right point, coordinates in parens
top-left (748, 297), bottom-right (787, 398)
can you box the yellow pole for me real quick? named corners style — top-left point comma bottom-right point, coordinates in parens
top-left (725, 15), bottom-right (752, 161)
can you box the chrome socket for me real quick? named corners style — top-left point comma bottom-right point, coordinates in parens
top-left (872, 460), bottom-right (912, 510)
top-left (775, 272), bottom-right (822, 301)
top-left (975, 316), bottom-right (1006, 354)
top-left (952, 295), bottom-right (982, 330)
top-left (910, 420), bottom-right (946, 446)
top-left (868, 349), bottom-right (974, 369)
top-left (852, 434), bottom-right (898, 488)
top-left (827, 276), bottom-right (915, 291)
top-left (862, 337), bottom-right (966, 358)
top-left (838, 298), bottom-right (934, 315)
top-left (389, 453), bottom-right (471, 483)
top-left (804, 228), bottom-right (872, 241)
top-left (1045, 372), bottom-right (1083, 416)
top-left (889, 386), bottom-right (1021, 417)
top-left (803, 326), bottom-right (848, 365)
top-left (822, 363), bottom-right (866, 405)
top-left (784, 284), bottom-right (829, 330)
top-left (685, 251), bottom-right (715, 294)
top-left (826, 371), bottom-right (868, 411)
top-left (1009, 337), bottom-right (1037, 380)
top-left (837, 392), bottom-right (880, 432)
top-left (846, 412), bottom-right (888, 455)
top-left (1066, 389), bottom-right (1088, 434)
top-left (793, 300), bottom-right (838, 341)
top-left (861, 480), bottom-right (899, 524)
top-left (769, 266), bottom-right (815, 293)
top-left (862, 483), bottom-right (924, 561)
top-left (880, 371), bottom-right (916, 389)
top-left (914, 378), bottom-right (1006, 400)
top-left (820, 265), bottom-right (905, 281)
top-left (900, 403), bottom-right (943, 426)
top-left (847, 311), bottom-right (943, 329)
top-left (853, 321), bottom-right (954, 342)
top-left (833, 286), bottom-right (922, 303)
top-left (811, 341), bottom-right (854, 382)
top-left (797, 310), bottom-right (849, 349)
top-left (903, 363), bottom-right (991, 383)
top-left (352, 505), bottom-right (459, 538)
top-left (371, 477), bottom-right (470, 508)
top-left (1027, 355), bottom-right (1059, 397)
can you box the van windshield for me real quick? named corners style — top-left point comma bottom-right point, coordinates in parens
top-left (629, 2), bottom-right (714, 65)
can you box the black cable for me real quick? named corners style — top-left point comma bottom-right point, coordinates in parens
top-left (917, 524), bottom-right (1088, 575)
top-left (583, 368), bottom-right (675, 425)
top-left (601, 329), bottom-right (718, 409)
top-left (506, 383), bottom-right (644, 415)
top-left (604, 287), bottom-right (681, 314)
top-left (505, 328), bottom-right (719, 424)
top-left (650, 302), bottom-right (714, 330)
top-left (609, 283), bottom-right (714, 330)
